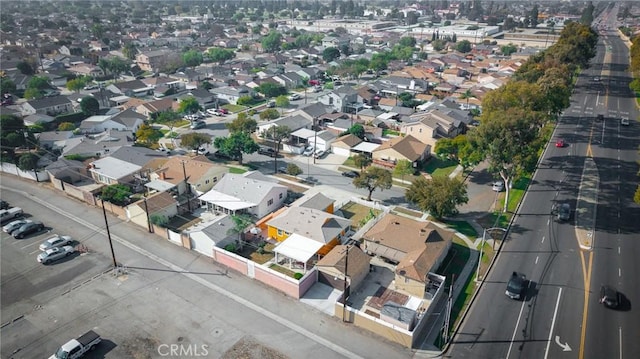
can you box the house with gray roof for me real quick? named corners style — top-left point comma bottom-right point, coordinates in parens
top-left (257, 114), bottom-right (312, 138)
top-left (199, 171), bottom-right (288, 219)
top-left (209, 86), bottom-right (250, 105)
top-left (106, 80), bottom-right (152, 97)
top-left (109, 146), bottom-right (168, 167)
top-left (79, 108), bottom-right (144, 134)
top-left (37, 130), bottom-right (75, 150)
top-left (21, 96), bottom-right (73, 116)
top-left (62, 130), bottom-right (135, 158)
top-left (318, 86), bottom-right (361, 113)
top-left (185, 214), bottom-right (237, 258)
top-left (89, 156), bottom-right (142, 186)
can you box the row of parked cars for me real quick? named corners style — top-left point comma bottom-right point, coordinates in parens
top-left (1, 202), bottom-right (76, 264)
top-left (301, 146), bottom-right (328, 159)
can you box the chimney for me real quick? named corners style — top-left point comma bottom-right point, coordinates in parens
top-left (160, 171), bottom-right (166, 180)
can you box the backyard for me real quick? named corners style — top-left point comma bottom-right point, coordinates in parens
top-left (235, 242), bottom-right (276, 265)
top-left (339, 201), bottom-right (380, 230)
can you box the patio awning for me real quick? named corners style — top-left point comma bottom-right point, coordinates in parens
top-left (199, 189), bottom-right (255, 211)
top-left (291, 128), bottom-right (316, 139)
top-left (274, 233), bottom-right (324, 263)
top-left (351, 142), bottom-right (380, 153)
top-left (145, 179), bottom-right (176, 192)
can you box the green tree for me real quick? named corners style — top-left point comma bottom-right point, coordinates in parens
top-left (530, 5), bottom-right (539, 28)
top-left (213, 132), bottom-right (259, 165)
top-left (353, 153), bottom-right (372, 171)
top-left (17, 61), bottom-right (35, 75)
top-left (227, 213), bottom-right (254, 250)
top-left (0, 77), bottom-right (16, 94)
top-left (432, 39), bottom-right (447, 52)
top-left (500, 43), bottom-right (518, 56)
top-left (257, 82), bottom-right (287, 98)
top-left (205, 47), bottom-right (236, 64)
top-left (261, 31), bottom-right (283, 53)
top-left (24, 88), bottom-right (43, 100)
top-left (262, 125), bottom-right (291, 173)
top-left (182, 49), bottom-right (203, 68)
top-left (135, 124), bottom-right (163, 145)
top-left (460, 89), bottom-right (475, 109)
top-left (57, 122), bottom-right (75, 131)
top-left (80, 97), bottom-right (100, 116)
top-left (66, 78), bottom-right (85, 93)
top-left (259, 109), bottom-right (280, 120)
top-left (286, 163), bottom-right (303, 177)
top-left (322, 47), bottom-right (341, 62)
top-left (353, 166), bottom-right (393, 201)
top-left (275, 95), bottom-right (289, 111)
top-left (108, 57), bottom-right (130, 80)
top-left (27, 76), bottom-right (50, 90)
top-left (236, 95), bottom-right (254, 106)
top-left (456, 40), bottom-right (472, 53)
top-left (393, 159), bottom-right (414, 182)
top-left (399, 36), bottom-right (417, 48)
top-left (226, 116), bottom-right (257, 134)
top-left (405, 176), bottom-right (468, 219)
top-left (348, 124), bottom-right (365, 139)
top-left (122, 42), bottom-right (138, 60)
top-left (180, 132), bottom-right (212, 150)
top-left (178, 96), bottom-right (202, 114)
top-left (100, 184), bottom-right (132, 206)
top-left (18, 152), bottom-right (39, 171)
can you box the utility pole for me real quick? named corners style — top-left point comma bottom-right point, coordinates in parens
top-left (100, 198), bottom-right (118, 268)
top-left (181, 161), bottom-right (192, 212)
top-left (342, 245), bottom-right (350, 322)
top-left (475, 228), bottom-right (486, 283)
top-left (312, 118), bottom-right (318, 164)
top-left (143, 197), bottom-right (153, 233)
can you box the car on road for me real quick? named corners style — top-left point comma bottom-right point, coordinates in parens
top-left (555, 139), bottom-right (565, 148)
top-left (505, 272), bottom-right (527, 300)
top-left (599, 285), bottom-right (620, 308)
top-left (289, 93), bottom-right (301, 101)
top-left (37, 245), bottom-right (75, 264)
top-left (302, 146), bottom-right (315, 156)
top-left (3, 219), bottom-right (32, 234)
top-left (258, 146), bottom-right (277, 157)
top-left (555, 203), bottom-right (571, 221)
top-left (492, 181), bottom-right (504, 192)
top-left (300, 177), bottom-right (319, 185)
top-left (190, 121), bottom-right (206, 130)
top-left (341, 170), bottom-right (360, 178)
top-left (620, 117), bottom-right (630, 126)
top-left (313, 85), bottom-right (323, 92)
top-left (13, 221), bottom-right (44, 239)
top-left (39, 234), bottom-right (73, 251)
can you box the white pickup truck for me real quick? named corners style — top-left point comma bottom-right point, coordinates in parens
top-left (49, 330), bottom-right (101, 359)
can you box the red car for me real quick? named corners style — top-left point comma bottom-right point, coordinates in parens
top-left (555, 139), bottom-right (565, 148)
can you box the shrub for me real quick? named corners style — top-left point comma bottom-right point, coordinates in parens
top-left (149, 214), bottom-right (168, 227)
top-left (224, 243), bottom-right (237, 252)
top-left (293, 272), bottom-right (303, 280)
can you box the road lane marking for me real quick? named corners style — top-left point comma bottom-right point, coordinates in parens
top-left (542, 236), bottom-right (545, 244)
top-left (619, 268), bottom-right (621, 277)
top-left (619, 327), bottom-right (623, 359)
top-left (4, 187), bottom-right (365, 359)
top-left (544, 287), bottom-right (564, 359)
top-left (535, 256), bottom-right (539, 264)
top-left (579, 251), bottom-right (594, 359)
top-left (506, 287), bottom-right (530, 359)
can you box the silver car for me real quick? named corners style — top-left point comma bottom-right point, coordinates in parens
top-left (39, 235), bottom-right (73, 251)
top-left (37, 245), bottom-right (75, 264)
top-left (2, 219), bottom-right (32, 234)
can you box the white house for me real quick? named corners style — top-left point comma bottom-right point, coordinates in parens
top-left (79, 108), bottom-right (145, 134)
top-left (199, 171), bottom-right (288, 219)
top-left (184, 214), bottom-right (238, 257)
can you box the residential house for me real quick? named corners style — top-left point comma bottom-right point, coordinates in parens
top-left (316, 245), bottom-right (371, 292)
top-left (67, 63), bottom-right (104, 78)
top-left (272, 72), bottom-right (304, 89)
top-left (185, 214), bottom-right (238, 257)
top-left (106, 80), bottom-right (152, 97)
top-left (45, 158), bottom-right (89, 186)
top-left (126, 192), bottom-right (178, 232)
top-left (371, 135), bottom-right (430, 169)
top-left (135, 97), bottom-right (177, 118)
top-left (266, 206), bottom-right (351, 257)
top-left (79, 108), bottom-right (145, 134)
top-left (199, 171), bottom-right (288, 219)
top-left (23, 113), bottom-right (56, 127)
top-left (89, 156), bottom-right (142, 186)
top-left (209, 86), bottom-right (250, 105)
top-left (136, 49), bottom-right (179, 73)
top-left (61, 130), bottom-right (136, 158)
top-left (37, 130), bottom-right (75, 150)
top-left (21, 96), bottom-right (74, 116)
top-left (291, 192), bottom-right (335, 213)
top-left (318, 86), bottom-right (361, 113)
top-left (362, 214), bottom-right (453, 297)
top-left (331, 134), bottom-right (363, 157)
top-left (400, 109), bottom-right (465, 149)
top-left (321, 35), bottom-right (350, 49)
top-left (257, 115), bottom-right (312, 139)
top-left (185, 88), bottom-right (216, 108)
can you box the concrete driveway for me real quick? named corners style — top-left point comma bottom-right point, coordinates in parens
top-left (458, 161), bottom-right (501, 217)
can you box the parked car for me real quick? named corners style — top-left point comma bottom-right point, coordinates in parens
top-left (258, 147), bottom-right (277, 157)
top-left (0, 207), bottom-right (23, 224)
top-left (492, 181), bottom-right (504, 192)
top-left (555, 139), bottom-right (565, 148)
top-left (206, 108), bottom-right (218, 116)
top-left (0, 200), bottom-right (9, 210)
top-left (288, 93), bottom-right (301, 101)
top-left (37, 245), bottom-right (75, 264)
top-left (13, 221), bottom-right (44, 239)
top-left (267, 100), bottom-right (276, 108)
top-left (313, 149), bottom-right (326, 159)
top-left (620, 117), bottom-right (630, 126)
top-left (49, 330), bottom-right (101, 359)
top-left (505, 272), bottom-right (527, 300)
top-left (341, 170), bottom-right (360, 178)
top-left (3, 219), bottom-right (32, 234)
top-left (39, 234), bottom-right (73, 251)
top-left (599, 285), bottom-right (620, 308)
top-left (196, 147), bottom-right (209, 155)
top-left (302, 146), bottom-right (315, 157)
top-left (217, 108), bottom-right (229, 114)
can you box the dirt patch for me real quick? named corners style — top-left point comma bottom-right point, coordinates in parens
top-left (120, 336), bottom-right (161, 359)
top-left (339, 201), bottom-right (380, 229)
top-left (221, 335), bottom-right (289, 359)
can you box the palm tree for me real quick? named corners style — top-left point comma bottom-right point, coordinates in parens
top-left (227, 214), bottom-right (254, 251)
top-left (460, 89), bottom-right (475, 111)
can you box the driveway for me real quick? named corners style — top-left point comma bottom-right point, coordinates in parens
top-left (458, 161), bottom-right (501, 217)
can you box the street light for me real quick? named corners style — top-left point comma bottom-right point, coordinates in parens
top-left (475, 228), bottom-right (487, 283)
top-left (342, 245), bottom-right (351, 322)
top-left (100, 198), bottom-right (118, 268)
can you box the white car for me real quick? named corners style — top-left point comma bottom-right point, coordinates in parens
top-left (313, 149), bottom-right (326, 159)
top-left (492, 181), bottom-right (504, 192)
top-left (3, 219), bottom-right (32, 234)
top-left (37, 245), bottom-right (75, 264)
top-left (39, 234), bottom-right (73, 251)
top-left (302, 146), bottom-right (315, 156)
top-left (289, 93), bottom-right (301, 101)
top-left (206, 109), bottom-right (217, 116)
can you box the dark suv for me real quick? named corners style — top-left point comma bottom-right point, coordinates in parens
top-left (505, 272), bottom-right (527, 300)
top-left (257, 147), bottom-right (277, 157)
top-left (599, 285), bottom-right (619, 308)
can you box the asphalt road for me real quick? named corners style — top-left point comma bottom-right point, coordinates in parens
top-left (448, 6), bottom-right (640, 359)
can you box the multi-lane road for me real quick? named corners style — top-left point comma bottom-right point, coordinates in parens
top-left (449, 6), bottom-right (639, 359)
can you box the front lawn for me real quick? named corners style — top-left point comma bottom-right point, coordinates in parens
top-left (498, 176), bottom-right (531, 213)
top-left (222, 104), bottom-right (246, 113)
top-left (422, 157), bottom-right (459, 178)
top-left (442, 220), bottom-right (478, 239)
top-left (228, 166), bottom-right (248, 174)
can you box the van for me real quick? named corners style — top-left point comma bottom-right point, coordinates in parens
top-left (0, 207), bottom-right (23, 224)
